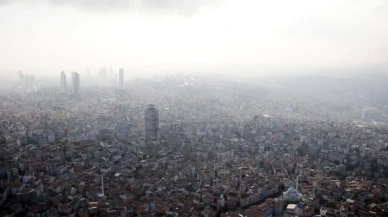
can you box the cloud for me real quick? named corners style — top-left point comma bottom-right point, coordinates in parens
top-left (0, 0), bottom-right (132, 11)
top-left (375, 0), bottom-right (388, 16)
top-left (0, 0), bottom-right (11, 6)
top-left (0, 0), bottom-right (216, 14)
top-left (49, 0), bottom-right (132, 11)
top-left (142, 0), bottom-right (211, 14)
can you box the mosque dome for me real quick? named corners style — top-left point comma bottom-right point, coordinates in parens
top-left (283, 186), bottom-right (301, 202)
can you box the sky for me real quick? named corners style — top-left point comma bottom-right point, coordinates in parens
top-left (0, 0), bottom-right (387, 76)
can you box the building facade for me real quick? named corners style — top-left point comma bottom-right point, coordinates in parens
top-left (18, 71), bottom-right (24, 87)
top-left (60, 71), bottom-right (66, 93)
top-left (72, 72), bottom-right (80, 96)
top-left (145, 104), bottom-right (159, 139)
top-left (119, 68), bottom-right (124, 86)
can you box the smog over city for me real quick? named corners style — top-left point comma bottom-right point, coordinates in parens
top-left (1, 1), bottom-right (388, 216)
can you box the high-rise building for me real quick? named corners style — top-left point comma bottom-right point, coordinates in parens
top-left (110, 66), bottom-right (114, 77)
top-left (18, 71), bottom-right (24, 87)
top-left (145, 104), bottom-right (159, 139)
top-left (72, 72), bottom-right (80, 96)
top-left (60, 71), bottom-right (66, 93)
top-left (99, 67), bottom-right (107, 78)
top-left (119, 68), bottom-right (124, 86)
top-left (24, 75), bottom-right (35, 87)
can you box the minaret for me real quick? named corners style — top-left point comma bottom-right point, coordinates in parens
top-left (101, 175), bottom-right (104, 196)
top-left (213, 163), bottom-right (216, 177)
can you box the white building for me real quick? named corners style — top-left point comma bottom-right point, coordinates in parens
top-left (72, 72), bottom-right (80, 96)
top-left (60, 71), bottom-right (66, 93)
top-left (119, 68), bottom-right (124, 86)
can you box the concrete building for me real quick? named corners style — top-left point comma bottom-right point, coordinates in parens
top-left (145, 104), bottom-right (159, 139)
top-left (72, 72), bottom-right (80, 96)
top-left (18, 70), bottom-right (24, 87)
top-left (99, 67), bottom-right (107, 78)
top-left (60, 71), bottom-right (66, 93)
top-left (110, 66), bottom-right (113, 77)
top-left (119, 68), bottom-right (124, 87)
top-left (24, 75), bottom-right (35, 87)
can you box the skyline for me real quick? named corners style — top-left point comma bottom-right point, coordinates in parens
top-left (0, 0), bottom-right (387, 76)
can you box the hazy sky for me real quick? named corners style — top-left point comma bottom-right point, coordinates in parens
top-left (0, 0), bottom-right (387, 76)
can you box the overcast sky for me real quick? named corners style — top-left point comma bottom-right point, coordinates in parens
top-left (0, 0), bottom-right (387, 76)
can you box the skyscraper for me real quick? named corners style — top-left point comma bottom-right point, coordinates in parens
top-left (145, 104), bottom-right (159, 139)
top-left (18, 71), bottom-right (24, 87)
top-left (60, 71), bottom-right (66, 93)
top-left (110, 66), bottom-right (114, 77)
top-left (72, 72), bottom-right (80, 96)
top-left (24, 75), bottom-right (35, 87)
top-left (119, 68), bottom-right (124, 87)
top-left (99, 67), bottom-right (107, 78)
